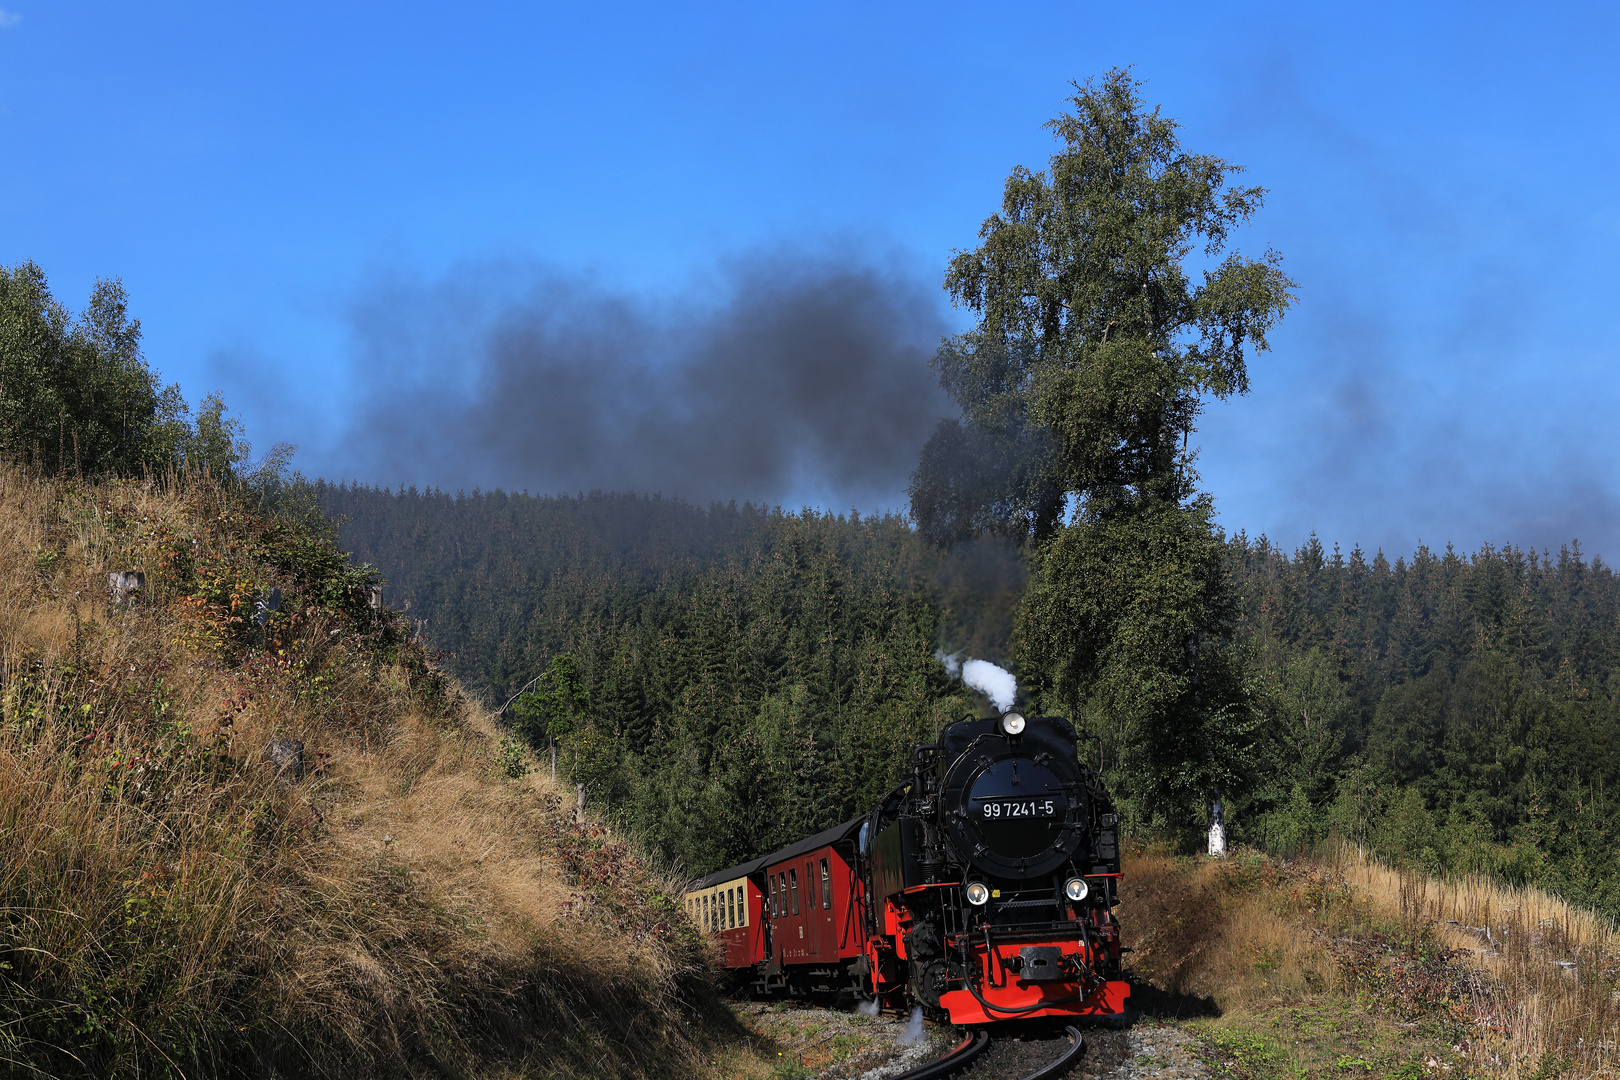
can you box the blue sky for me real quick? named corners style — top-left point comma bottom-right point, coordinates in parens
top-left (2, 1), bottom-right (1616, 560)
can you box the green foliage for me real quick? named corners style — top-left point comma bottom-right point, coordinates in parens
top-left (1019, 491), bottom-right (1264, 831)
top-left (495, 735), bottom-right (530, 778)
top-left (0, 262), bottom-right (291, 485)
top-left (512, 654), bottom-right (588, 744)
top-left (188, 390), bottom-right (251, 480)
top-left (912, 68), bottom-right (1294, 543)
top-left (0, 261), bottom-right (191, 476)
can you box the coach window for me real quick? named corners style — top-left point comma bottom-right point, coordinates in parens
top-left (821, 859), bottom-right (831, 909)
top-left (727, 888), bottom-right (735, 929)
top-left (769, 875), bottom-right (778, 917)
top-left (789, 869), bottom-right (799, 915)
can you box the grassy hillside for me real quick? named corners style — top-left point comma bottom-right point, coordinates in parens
top-left (0, 467), bottom-right (727, 1078)
top-left (1120, 844), bottom-right (1620, 1078)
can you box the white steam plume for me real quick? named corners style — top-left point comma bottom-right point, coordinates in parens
top-left (962, 659), bottom-right (1017, 712)
top-left (935, 651), bottom-right (1017, 712)
top-left (900, 1005), bottom-right (926, 1045)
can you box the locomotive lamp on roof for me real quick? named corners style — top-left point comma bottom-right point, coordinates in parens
top-left (683, 710), bottom-right (1129, 1024)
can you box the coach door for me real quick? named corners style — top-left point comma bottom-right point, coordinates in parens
top-left (817, 855), bottom-right (837, 957)
top-left (803, 860), bottom-right (819, 956)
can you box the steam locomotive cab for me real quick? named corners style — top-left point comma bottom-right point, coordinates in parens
top-left (863, 712), bottom-right (1131, 1023)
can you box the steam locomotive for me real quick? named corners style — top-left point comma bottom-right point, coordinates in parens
top-left (683, 711), bottom-right (1130, 1023)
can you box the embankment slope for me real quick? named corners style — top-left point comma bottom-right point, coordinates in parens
top-left (0, 469), bottom-right (725, 1078)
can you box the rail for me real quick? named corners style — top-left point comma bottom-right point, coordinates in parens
top-left (886, 1023), bottom-right (1085, 1080)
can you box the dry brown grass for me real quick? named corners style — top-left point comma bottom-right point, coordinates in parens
top-left (1338, 846), bottom-right (1620, 1078)
top-left (1118, 849), bottom-right (1339, 1013)
top-left (1118, 843), bottom-right (1620, 1078)
top-left (0, 466), bottom-right (726, 1078)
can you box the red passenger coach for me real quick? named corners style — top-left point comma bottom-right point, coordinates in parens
top-left (684, 818), bottom-right (872, 998)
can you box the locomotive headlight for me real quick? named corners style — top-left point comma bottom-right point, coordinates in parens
top-left (965, 881), bottom-right (990, 906)
top-left (1064, 877), bottom-right (1089, 902)
top-left (999, 710), bottom-right (1027, 736)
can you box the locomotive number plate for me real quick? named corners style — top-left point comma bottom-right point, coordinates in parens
top-left (979, 798), bottom-right (1058, 819)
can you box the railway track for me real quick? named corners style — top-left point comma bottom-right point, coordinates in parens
top-left (887, 1023), bottom-right (1084, 1080)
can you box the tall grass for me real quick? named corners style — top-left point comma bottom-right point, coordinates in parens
top-left (0, 467), bottom-right (719, 1078)
top-left (1340, 847), bottom-right (1620, 1077)
top-left (1120, 841), bottom-right (1620, 1078)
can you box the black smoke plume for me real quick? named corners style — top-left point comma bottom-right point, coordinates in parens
top-left (334, 248), bottom-right (952, 510)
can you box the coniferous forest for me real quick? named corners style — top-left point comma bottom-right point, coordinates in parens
top-left (1230, 534), bottom-right (1620, 913)
top-left (319, 482), bottom-right (1620, 917)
